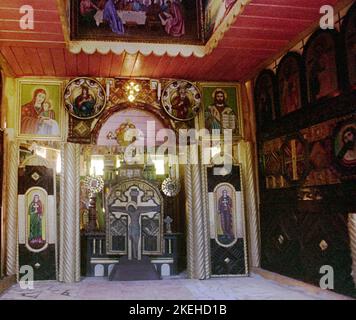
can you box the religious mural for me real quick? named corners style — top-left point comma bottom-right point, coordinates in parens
top-left (26, 188), bottom-right (48, 252)
top-left (161, 80), bottom-right (201, 122)
top-left (207, 164), bottom-right (248, 276)
top-left (71, 0), bottom-right (202, 43)
top-left (304, 30), bottom-right (339, 103)
top-left (204, 0), bottom-right (237, 40)
top-left (343, 3), bottom-right (356, 89)
top-left (18, 80), bottom-right (63, 140)
top-left (64, 77), bottom-right (107, 120)
top-left (97, 108), bottom-right (166, 146)
top-left (201, 83), bottom-right (241, 137)
top-left (254, 70), bottom-right (278, 129)
top-left (277, 53), bottom-right (304, 116)
top-left (262, 138), bottom-right (286, 189)
top-left (214, 183), bottom-right (237, 247)
top-left (281, 135), bottom-right (309, 185)
top-left (333, 119), bottom-right (356, 175)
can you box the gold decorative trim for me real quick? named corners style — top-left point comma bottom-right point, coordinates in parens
top-left (56, 0), bottom-right (70, 46)
top-left (205, 0), bottom-right (252, 54)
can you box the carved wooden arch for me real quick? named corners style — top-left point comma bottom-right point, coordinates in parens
top-left (91, 102), bottom-right (174, 145)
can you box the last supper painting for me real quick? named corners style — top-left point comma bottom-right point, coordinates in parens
top-left (71, 0), bottom-right (203, 43)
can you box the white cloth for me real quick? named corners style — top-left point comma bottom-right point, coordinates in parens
top-left (94, 10), bottom-right (147, 26)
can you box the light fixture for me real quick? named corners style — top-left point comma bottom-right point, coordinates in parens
top-left (126, 80), bottom-right (140, 102)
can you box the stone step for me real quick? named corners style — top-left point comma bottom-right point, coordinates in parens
top-left (108, 256), bottom-right (161, 281)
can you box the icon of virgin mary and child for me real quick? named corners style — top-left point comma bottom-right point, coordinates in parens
top-left (21, 88), bottom-right (60, 136)
top-left (73, 85), bottom-right (97, 118)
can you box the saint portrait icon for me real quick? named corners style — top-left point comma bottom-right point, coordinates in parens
top-left (64, 77), bottom-right (107, 120)
top-left (202, 84), bottom-right (241, 137)
top-left (334, 122), bottom-right (356, 169)
top-left (161, 80), bottom-right (201, 122)
top-left (25, 187), bottom-right (48, 252)
top-left (332, 120), bottom-right (356, 176)
top-left (18, 80), bottom-right (62, 139)
top-left (214, 183), bottom-right (237, 247)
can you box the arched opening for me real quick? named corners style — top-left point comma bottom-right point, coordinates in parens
top-left (80, 103), bottom-right (187, 279)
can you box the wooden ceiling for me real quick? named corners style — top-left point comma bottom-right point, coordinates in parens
top-left (0, 0), bottom-right (344, 81)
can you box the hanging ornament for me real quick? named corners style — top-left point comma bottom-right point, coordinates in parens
top-left (161, 177), bottom-right (181, 197)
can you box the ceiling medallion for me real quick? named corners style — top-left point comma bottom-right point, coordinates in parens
top-left (161, 177), bottom-right (181, 197)
top-left (161, 80), bottom-right (201, 122)
top-left (64, 77), bottom-right (107, 120)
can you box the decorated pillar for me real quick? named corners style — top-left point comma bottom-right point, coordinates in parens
top-left (59, 143), bottom-right (81, 283)
top-left (348, 213), bottom-right (356, 287)
top-left (238, 140), bottom-right (261, 268)
top-left (5, 137), bottom-right (18, 276)
top-left (200, 151), bottom-right (211, 278)
top-left (190, 144), bottom-right (210, 279)
top-left (184, 148), bottom-right (194, 279)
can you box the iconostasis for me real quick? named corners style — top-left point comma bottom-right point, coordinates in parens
top-left (254, 3), bottom-right (356, 297)
top-left (0, 61), bottom-right (253, 279)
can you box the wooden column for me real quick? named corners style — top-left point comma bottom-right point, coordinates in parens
top-left (190, 144), bottom-right (210, 279)
top-left (348, 213), bottom-right (356, 288)
top-left (5, 138), bottom-right (18, 276)
top-left (238, 140), bottom-right (261, 268)
top-left (59, 143), bottom-right (81, 283)
top-left (184, 147), bottom-right (194, 279)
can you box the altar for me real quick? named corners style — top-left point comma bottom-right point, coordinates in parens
top-left (80, 160), bottom-right (185, 279)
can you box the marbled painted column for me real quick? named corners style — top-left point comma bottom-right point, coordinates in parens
top-left (5, 140), bottom-right (18, 276)
top-left (184, 148), bottom-right (194, 279)
top-left (238, 140), bottom-right (261, 268)
top-left (75, 144), bottom-right (81, 281)
top-left (190, 144), bottom-right (209, 279)
top-left (59, 143), bottom-right (81, 283)
top-left (348, 213), bottom-right (356, 288)
top-left (200, 156), bottom-right (211, 278)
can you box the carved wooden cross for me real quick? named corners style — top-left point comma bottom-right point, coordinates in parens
top-left (110, 188), bottom-right (161, 260)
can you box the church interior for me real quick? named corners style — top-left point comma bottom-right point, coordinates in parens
top-left (0, 0), bottom-right (355, 300)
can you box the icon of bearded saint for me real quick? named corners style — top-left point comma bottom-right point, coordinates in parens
top-left (337, 125), bottom-right (356, 167)
top-left (206, 88), bottom-right (236, 133)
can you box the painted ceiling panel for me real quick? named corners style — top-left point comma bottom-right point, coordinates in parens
top-left (0, 0), bottom-right (343, 81)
